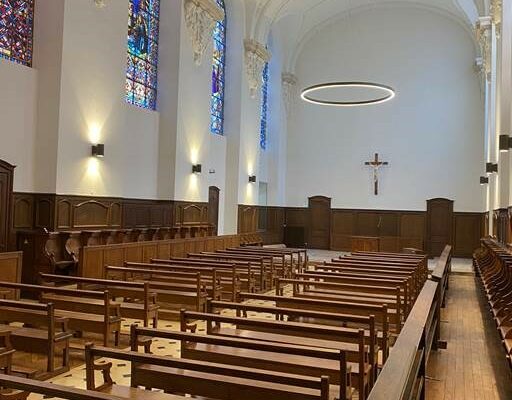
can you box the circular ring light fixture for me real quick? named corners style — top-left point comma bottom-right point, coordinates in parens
top-left (301, 81), bottom-right (396, 107)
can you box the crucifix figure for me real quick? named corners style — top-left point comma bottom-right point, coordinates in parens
top-left (365, 153), bottom-right (389, 195)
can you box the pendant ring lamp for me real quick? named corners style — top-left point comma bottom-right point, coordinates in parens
top-left (301, 81), bottom-right (396, 107)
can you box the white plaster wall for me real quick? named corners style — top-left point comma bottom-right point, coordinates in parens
top-left (0, 61), bottom-right (37, 192)
top-left (55, 0), bottom-right (160, 199)
top-left (286, 7), bottom-right (485, 212)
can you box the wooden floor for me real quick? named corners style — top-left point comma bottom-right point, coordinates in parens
top-left (426, 273), bottom-right (512, 400)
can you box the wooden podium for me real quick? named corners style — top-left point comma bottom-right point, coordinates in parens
top-left (350, 236), bottom-right (380, 252)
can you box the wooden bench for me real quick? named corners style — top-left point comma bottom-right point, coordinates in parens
top-left (39, 273), bottom-right (159, 328)
top-left (188, 252), bottom-right (273, 290)
top-left (127, 261), bottom-right (241, 301)
top-left (219, 248), bottom-right (292, 278)
top-left (0, 300), bottom-right (72, 378)
top-left (276, 277), bottom-right (404, 326)
top-left (0, 282), bottom-right (121, 347)
top-left (231, 246), bottom-right (308, 272)
top-left (0, 373), bottom-right (190, 400)
top-left (153, 257), bottom-right (258, 293)
top-left (208, 297), bottom-right (385, 367)
top-left (180, 310), bottom-right (372, 399)
top-left (104, 266), bottom-right (208, 320)
top-left (130, 325), bottom-right (351, 400)
top-left (300, 270), bottom-right (413, 314)
top-left (85, 343), bottom-right (336, 400)
top-left (0, 329), bottom-right (14, 375)
top-left (118, 262), bottom-right (223, 300)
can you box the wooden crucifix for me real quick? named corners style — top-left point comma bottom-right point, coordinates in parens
top-left (365, 153), bottom-right (389, 195)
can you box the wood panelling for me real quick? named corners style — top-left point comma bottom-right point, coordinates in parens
top-left (329, 209), bottom-right (425, 253)
top-left (426, 198), bottom-right (454, 257)
top-left (13, 193), bottom-right (207, 232)
top-left (236, 205), bottom-right (284, 245)
top-left (453, 212), bottom-right (484, 257)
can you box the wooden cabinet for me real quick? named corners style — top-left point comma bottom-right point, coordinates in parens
top-left (0, 160), bottom-right (15, 253)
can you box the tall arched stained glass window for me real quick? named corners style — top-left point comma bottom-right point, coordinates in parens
top-left (126, 0), bottom-right (160, 110)
top-left (0, 0), bottom-right (34, 66)
top-left (259, 62), bottom-right (269, 150)
top-left (210, 0), bottom-right (226, 135)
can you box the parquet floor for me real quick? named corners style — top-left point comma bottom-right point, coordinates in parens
top-left (426, 273), bottom-right (512, 400)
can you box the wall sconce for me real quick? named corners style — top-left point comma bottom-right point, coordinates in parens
top-left (209, 169), bottom-right (216, 174)
top-left (480, 176), bottom-right (489, 185)
top-left (192, 164), bottom-right (202, 174)
top-left (91, 144), bottom-right (105, 158)
top-left (499, 134), bottom-right (512, 152)
top-left (248, 175), bottom-right (257, 183)
top-left (486, 162), bottom-right (498, 174)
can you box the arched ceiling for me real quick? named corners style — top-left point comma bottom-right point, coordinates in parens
top-left (243, 0), bottom-right (486, 72)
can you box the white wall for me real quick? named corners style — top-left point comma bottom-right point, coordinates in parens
top-left (55, 0), bottom-right (160, 199)
top-left (0, 61), bottom-right (37, 192)
top-left (286, 6), bottom-right (485, 212)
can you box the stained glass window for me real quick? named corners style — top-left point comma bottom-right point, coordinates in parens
top-left (0, 0), bottom-right (34, 66)
top-left (126, 0), bottom-right (160, 110)
top-left (260, 62), bottom-right (269, 150)
top-left (210, 0), bottom-right (226, 135)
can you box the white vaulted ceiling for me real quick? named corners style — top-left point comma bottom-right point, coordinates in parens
top-left (243, 0), bottom-right (486, 72)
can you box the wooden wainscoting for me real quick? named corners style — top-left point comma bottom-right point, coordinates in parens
top-left (79, 234), bottom-right (242, 279)
top-left (237, 203), bottom-right (485, 257)
top-left (13, 193), bottom-right (208, 232)
top-left (237, 205), bottom-right (285, 245)
top-left (330, 209), bottom-right (425, 253)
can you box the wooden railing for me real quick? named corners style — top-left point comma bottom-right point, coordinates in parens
top-left (367, 245), bottom-right (452, 400)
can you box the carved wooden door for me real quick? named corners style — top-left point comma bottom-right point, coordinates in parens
top-left (208, 186), bottom-right (220, 235)
top-left (308, 196), bottom-right (331, 249)
top-left (426, 198), bottom-right (453, 257)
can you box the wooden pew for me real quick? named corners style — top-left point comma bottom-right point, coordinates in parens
top-left (0, 299), bottom-right (72, 378)
top-left (276, 277), bottom-right (404, 327)
top-left (207, 297), bottom-right (385, 368)
top-left (104, 266), bottom-right (208, 320)
top-left (218, 248), bottom-right (292, 277)
top-left (85, 343), bottom-right (336, 400)
top-left (188, 252), bottom-right (273, 290)
top-left (300, 270), bottom-right (413, 314)
top-left (180, 310), bottom-right (371, 399)
top-left (0, 329), bottom-right (14, 375)
top-left (0, 374), bottom-right (190, 400)
top-left (0, 282), bottom-right (121, 346)
top-left (241, 246), bottom-right (309, 271)
top-left (116, 263), bottom-right (222, 300)
top-left (39, 273), bottom-right (159, 328)
top-left (152, 257), bottom-right (258, 293)
top-left (127, 261), bottom-right (241, 301)
top-left (130, 325), bottom-right (351, 400)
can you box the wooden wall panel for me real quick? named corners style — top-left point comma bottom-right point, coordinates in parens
top-left (356, 212), bottom-right (379, 236)
top-left (453, 212), bottom-right (483, 257)
top-left (330, 211), bottom-right (355, 251)
top-left (399, 213), bottom-right (425, 250)
top-left (13, 194), bottom-right (207, 232)
top-left (238, 206), bottom-right (258, 234)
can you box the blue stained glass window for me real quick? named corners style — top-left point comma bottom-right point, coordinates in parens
top-left (126, 0), bottom-right (160, 110)
top-left (210, 0), bottom-right (226, 135)
top-left (260, 62), bottom-right (269, 150)
top-left (0, 0), bottom-right (34, 66)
